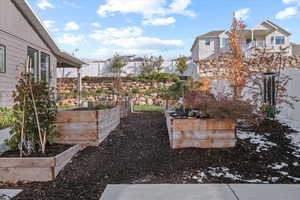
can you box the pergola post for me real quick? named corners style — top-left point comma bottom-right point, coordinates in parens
top-left (77, 67), bottom-right (82, 106)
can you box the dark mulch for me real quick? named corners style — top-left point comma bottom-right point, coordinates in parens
top-left (1, 111), bottom-right (299, 200)
top-left (1, 144), bottom-right (73, 158)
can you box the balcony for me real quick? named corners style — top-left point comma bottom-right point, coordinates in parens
top-left (243, 40), bottom-right (266, 58)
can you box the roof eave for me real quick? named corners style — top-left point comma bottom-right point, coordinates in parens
top-left (12, 0), bottom-right (85, 67)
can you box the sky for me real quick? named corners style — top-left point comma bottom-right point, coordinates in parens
top-left (28, 0), bottom-right (300, 60)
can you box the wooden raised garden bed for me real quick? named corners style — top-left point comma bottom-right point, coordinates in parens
top-left (165, 112), bottom-right (236, 149)
top-left (54, 106), bottom-right (120, 146)
top-left (0, 144), bottom-right (81, 183)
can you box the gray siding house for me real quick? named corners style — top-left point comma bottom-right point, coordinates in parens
top-left (191, 20), bottom-right (300, 61)
top-left (0, 0), bottom-right (84, 107)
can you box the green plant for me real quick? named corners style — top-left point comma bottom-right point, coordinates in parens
top-left (0, 107), bottom-right (15, 130)
top-left (134, 105), bottom-right (164, 111)
top-left (96, 88), bottom-right (105, 94)
top-left (131, 88), bottom-right (140, 94)
top-left (58, 104), bottom-right (74, 110)
top-left (176, 56), bottom-right (188, 76)
top-left (135, 73), bottom-right (180, 83)
top-left (261, 104), bottom-right (280, 119)
top-left (140, 56), bottom-right (164, 76)
top-left (75, 104), bottom-right (112, 111)
top-left (6, 70), bottom-right (58, 156)
top-left (108, 54), bottom-right (127, 91)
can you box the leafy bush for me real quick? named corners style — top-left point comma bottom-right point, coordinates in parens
top-left (6, 72), bottom-right (58, 155)
top-left (131, 88), bottom-right (140, 94)
top-left (74, 104), bottom-right (113, 111)
top-left (135, 73), bottom-right (180, 83)
top-left (0, 107), bottom-right (15, 130)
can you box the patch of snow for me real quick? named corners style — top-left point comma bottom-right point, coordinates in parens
top-left (238, 131), bottom-right (277, 152)
top-left (271, 177), bottom-right (280, 183)
top-left (288, 176), bottom-right (300, 182)
top-left (243, 179), bottom-right (263, 183)
top-left (207, 167), bottom-right (270, 183)
top-left (207, 167), bottom-right (242, 181)
top-left (191, 171), bottom-right (207, 183)
top-left (293, 162), bottom-right (299, 167)
top-left (279, 171), bottom-right (289, 176)
top-left (268, 162), bottom-right (288, 170)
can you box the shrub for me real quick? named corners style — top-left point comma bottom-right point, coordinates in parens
top-left (131, 88), bottom-right (140, 94)
top-left (0, 107), bottom-right (15, 130)
top-left (6, 71), bottom-right (58, 155)
top-left (184, 91), bottom-right (257, 121)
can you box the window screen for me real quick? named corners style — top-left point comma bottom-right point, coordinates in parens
top-left (41, 52), bottom-right (50, 82)
top-left (27, 47), bottom-right (39, 81)
top-left (0, 45), bottom-right (5, 73)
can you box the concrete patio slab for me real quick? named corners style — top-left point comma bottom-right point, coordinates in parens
top-left (100, 184), bottom-right (237, 200)
top-left (0, 189), bottom-right (23, 200)
top-left (229, 184), bottom-right (300, 200)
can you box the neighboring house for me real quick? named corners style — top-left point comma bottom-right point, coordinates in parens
top-left (191, 20), bottom-right (300, 61)
top-left (0, 0), bottom-right (84, 107)
top-left (57, 56), bottom-right (199, 79)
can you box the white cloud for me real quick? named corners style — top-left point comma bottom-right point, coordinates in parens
top-left (97, 0), bottom-right (165, 17)
top-left (168, 0), bottom-right (196, 17)
top-left (58, 34), bottom-right (84, 46)
top-left (43, 20), bottom-right (55, 28)
top-left (142, 17), bottom-right (176, 26)
top-left (97, 0), bottom-right (195, 18)
top-left (275, 7), bottom-right (298, 19)
top-left (89, 27), bottom-right (143, 40)
top-left (43, 20), bottom-right (59, 32)
top-left (89, 26), bottom-right (184, 57)
top-left (37, 0), bottom-right (54, 10)
top-left (235, 8), bottom-right (250, 20)
top-left (91, 22), bottom-right (101, 28)
top-left (64, 21), bottom-right (80, 31)
top-left (103, 37), bottom-right (183, 50)
top-left (60, 0), bottom-right (82, 8)
top-left (282, 0), bottom-right (300, 5)
top-left (94, 48), bottom-right (156, 58)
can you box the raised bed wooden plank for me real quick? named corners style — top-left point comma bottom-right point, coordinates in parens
top-left (55, 122), bottom-right (98, 141)
top-left (172, 139), bottom-right (236, 149)
top-left (0, 158), bottom-right (54, 168)
top-left (206, 119), bottom-right (236, 130)
top-left (173, 119), bottom-right (207, 131)
top-left (56, 110), bottom-right (97, 123)
top-left (171, 130), bottom-right (236, 140)
top-left (0, 167), bottom-right (53, 183)
top-left (54, 144), bottom-right (81, 177)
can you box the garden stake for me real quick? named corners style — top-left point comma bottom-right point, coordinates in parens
top-left (19, 58), bottom-right (30, 157)
top-left (28, 63), bottom-right (45, 153)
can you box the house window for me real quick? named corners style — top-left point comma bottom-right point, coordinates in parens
top-left (0, 45), bottom-right (5, 73)
top-left (27, 47), bottom-right (39, 81)
top-left (222, 38), bottom-right (229, 47)
top-left (275, 36), bottom-right (285, 45)
top-left (246, 39), bottom-right (252, 45)
top-left (205, 39), bottom-right (210, 46)
top-left (41, 52), bottom-right (50, 82)
top-left (271, 37), bottom-right (274, 44)
top-left (263, 72), bottom-right (277, 106)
